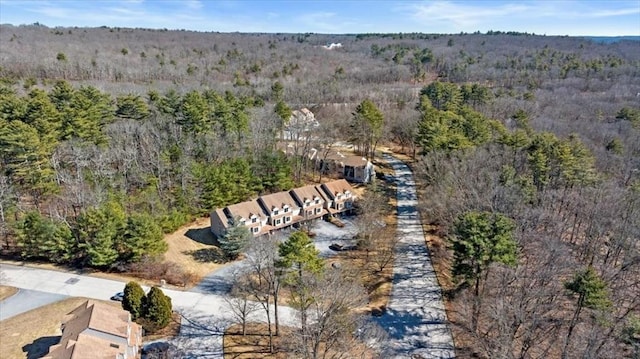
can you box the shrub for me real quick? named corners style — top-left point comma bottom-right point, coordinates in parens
top-left (122, 281), bottom-right (145, 320)
top-left (142, 286), bottom-right (172, 332)
top-left (126, 256), bottom-right (198, 287)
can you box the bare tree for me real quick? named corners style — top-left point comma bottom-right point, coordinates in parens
top-left (244, 235), bottom-right (282, 352)
top-left (287, 267), bottom-right (371, 359)
top-left (369, 225), bottom-right (398, 274)
top-left (225, 273), bottom-right (260, 336)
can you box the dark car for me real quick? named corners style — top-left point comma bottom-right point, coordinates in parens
top-left (142, 342), bottom-right (176, 358)
top-left (110, 292), bottom-right (124, 301)
top-left (329, 243), bottom-right (344, 251)
top-left (329, 243), bottom-right (357, 251)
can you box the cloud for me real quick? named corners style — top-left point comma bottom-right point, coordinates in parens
top-left (185, 0), bottom-right (203, 10)
top-left (405, 1), bottom-right (530, 27)
top-left (580, 7), bottom-right (640, 18)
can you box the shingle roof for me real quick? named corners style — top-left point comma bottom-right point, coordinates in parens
top-left (211, 208), bottom-right (229, 229)
top-left (324, 151), bottom-right (370, 168)
top-left (45, 333), bottom-right (124, 359)
top-left (226, 200), bottom-right (266, 220)
top-left (259, 191), bottom-right (299, 211)
top-left (44, 300), bottom-right (139, 359)
top-left (322, 179), bottom-right (354, 198)
top-left (290, 185), bottom-right (325, 205)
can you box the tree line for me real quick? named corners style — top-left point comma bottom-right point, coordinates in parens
top-left (412, 81), bottom-right (639, 358)
top-left (0, 81), bottom-right (296, 268)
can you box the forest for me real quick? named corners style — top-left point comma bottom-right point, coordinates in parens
top-left (0, 24), bottom-right (639, 358)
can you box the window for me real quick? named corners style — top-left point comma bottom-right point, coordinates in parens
top-left (314, 198), bottom-right (320, 204)
top-left (285, 216), bottom-right (291, 223)
top-left (307, 210), bottom-right (313, 217)
top-left (273, 209), bottom-right (279, 215)
top-left (338, 203), bottom-right (343, 210)
top-left (251, 217), bottom-right (257, 223)
top-left (252, 227), bottom-right (259, 233)
top-left (275, 219), bottom-right (281, 225)
top-left (315, 207), bottom-right (322, 214)
top-left (284, 207), bottom-right (289, 213)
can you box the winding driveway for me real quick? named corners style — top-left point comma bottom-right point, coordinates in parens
top-left (377, 154), bottom-right (455, 358)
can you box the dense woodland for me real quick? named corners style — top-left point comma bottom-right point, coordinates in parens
top-left (0, 24), bottom-right (639, 358)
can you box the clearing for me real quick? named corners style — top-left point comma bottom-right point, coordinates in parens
top-left (162, 217), bottom-right (225, 280)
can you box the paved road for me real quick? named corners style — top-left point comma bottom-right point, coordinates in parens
top-left (377, 154), bottom-right (455, 358)
top-left (0, 288), bottom-right (68, 321)
top-left (0, 263), bottom-right (296, 358)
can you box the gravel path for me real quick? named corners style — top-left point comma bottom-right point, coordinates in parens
top-left (376, 154), bottom-right (455, 359)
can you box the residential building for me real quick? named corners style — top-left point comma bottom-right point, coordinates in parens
top-left (319, 151), bottom-right (375, 183)
top-left (257, 191), bottom-right (301, 229)
top-left (320, 179), bottom-right (355, 214)
top-left (44, 300), bottom-right (142, 359)
top-left (209, 180), bottom-right (356, 238)
top-left (210, 200), bottom-right (269, 238)
top-left (287, 108), bottom-right (319, 130)
top-left (290, 185), bottom-right (327, 220)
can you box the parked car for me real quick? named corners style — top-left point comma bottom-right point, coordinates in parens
top-left (329, 243), bottom-right (357, 251)
top-left (329, 243), bottom-right (344, 251)
top-left (110, 292), bottom-right (124, 301)
top-left (142, 342), bottom-right (176, 358)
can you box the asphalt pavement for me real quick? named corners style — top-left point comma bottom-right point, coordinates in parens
top-left (376, 154), bottom-right (456, 359)
top-left (0, 288), bottom-right (68, 321)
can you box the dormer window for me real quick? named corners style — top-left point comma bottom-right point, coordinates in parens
top-left (314, 198), bottom-right (320, 204)
top-left (284, 207), bottom-right (289, 213)
top-left (251, 217), bottom-right (257, 223)
top-left (273, 209), bottom-right (279, 215)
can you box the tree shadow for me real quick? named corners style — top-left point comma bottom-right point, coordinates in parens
top-left (184, 248), bottom-right (228, 264)
top-left (23, 335), bottom-right (60, 359)
top-left (185, 227), bottom-right (218, 246)
top-left (374, 307), bottom-right (455, 355)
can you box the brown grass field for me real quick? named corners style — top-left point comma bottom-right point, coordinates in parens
top-left (0, 285), bottom-right (18, 301)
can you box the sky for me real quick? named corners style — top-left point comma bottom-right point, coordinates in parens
top-left (0, 0), bottom-right (639, 36)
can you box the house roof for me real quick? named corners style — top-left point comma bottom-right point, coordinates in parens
top-left (211, 208), bottom-right (229, 229)
top-left (322, 179), bottom-right (354, 198)
top-left (45, 333), bottom-right (125, 359)
top-left (287, 108), bottom-right (318, 129)
top-left (226, 200), bottom-right (266, 220)
top-left (314, 184), bottom-right (332, 203)
top-left (324, 151), bottom-right (370, 168)
top-left (44, 300), bottom-right (139, 359)
top-left (290, 185), bottom-right (325, 205)
top-left (62, 300), bottom-right (130, 340)
top-left (259, 191), bottom-right (299, 211)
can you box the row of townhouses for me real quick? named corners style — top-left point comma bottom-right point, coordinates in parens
top-left (210, 179), bottom-right (355, 238)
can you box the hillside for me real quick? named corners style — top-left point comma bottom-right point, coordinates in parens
top-left (1, 25), bottom-right (639, 358)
